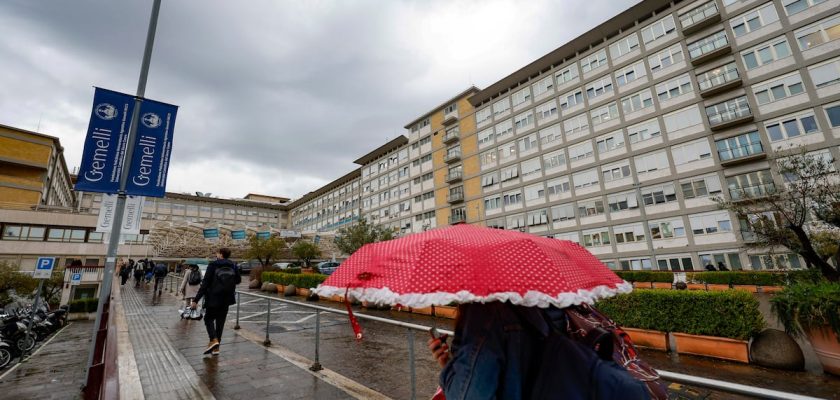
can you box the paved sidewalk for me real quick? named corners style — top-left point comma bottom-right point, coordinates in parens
top-left (122, 282), bottom-right (366, 400)
top-left (0, 320), bottom-right (92, 400)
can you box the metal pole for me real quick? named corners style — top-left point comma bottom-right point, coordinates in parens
top-left (23, 279), bottom-right (44, 357)
top-left (85, 0), bottom-right (162, 385)
top-left (263, 298), bottom-right (271, 346)
top-left (408, 328), bottom-right (416, 400)
top-left (234, 292), bottom-right (241, 330)
top-left (310, 310), bottom-right (322, 371)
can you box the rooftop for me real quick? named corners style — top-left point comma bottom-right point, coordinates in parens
top-left (403, 86), bottom-right (481, 129)
top-left (352, 135), bottom-right (409, 166)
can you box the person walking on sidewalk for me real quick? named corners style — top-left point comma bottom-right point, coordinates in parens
top-left (153, 261), bottom-right (168, 296)
top-left (191, 248), bottom-right (240, 355)
top-left (179, 264), bottom-right (201, 310)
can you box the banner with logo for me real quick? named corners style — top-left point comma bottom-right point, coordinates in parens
top-left (230, 230), bottom-right (246, 241)
top-left (279, 230), bottom-right (301, 238)
top-left (203, 228), bottom-right (219, 243)
top-left (256, 231), bottom-right (271, 240)
top-left (75, 88), bottom-right (135, 193)
top-left (96, 194), bottom-right (144, 234)
top-left (124, 98), bottom-right (178, 197)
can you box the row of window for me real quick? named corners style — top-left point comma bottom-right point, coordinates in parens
top-left (0, 224), bottom-right (149, 245)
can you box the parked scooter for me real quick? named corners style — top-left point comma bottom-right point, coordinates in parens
top-left (0, 314), bottom-right (36, 354)
top-left (0, 337), bottom-right (12, 369)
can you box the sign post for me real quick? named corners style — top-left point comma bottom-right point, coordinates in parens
top-left (24, 257), bottom-right (55, 356)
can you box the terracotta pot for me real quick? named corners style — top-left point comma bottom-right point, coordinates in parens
top-left (759, 285), bottom-right (784, 294)
top-left (806, 326), bottom-right (840, 376)
top-left (330, 294), bottom-right (344, 303)
top-left (651, 282), bottom-right (673, 289)
top-left (672, 332), bottom-right (749, 363)
top-left (276, 285), bottom-right (285, 294)
top-left (412, 306), bottom-right (434, 316)
top-left (687, 283), bottom-right (706, 291)
top-left (302, 268), bottom-right (315, 274)
top-left (434, 306), bottom-right (458, 319)
top-left (296, 288), bottom-right (310, 297)
top-left (732, 285), bottom-right (757, 293)
top-left (633, 282), bottom-right (653, 289)
top-left (705, 284), bottom-right (731, 291)
top-left (622, 327), bottom-right (669, 351)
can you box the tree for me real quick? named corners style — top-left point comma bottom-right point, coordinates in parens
top-left (0, 262), bottom-right (37, 306)
top-left (715, 150), bottom-right (840, 281)
top-left (291, 241), bottom-right (321, 267)
top-left (244, 235), bottom-right (286, 283)
top-left (41, 268), bottom-right (65, 307)
top-left (334, 218), bottom-right (394, 256)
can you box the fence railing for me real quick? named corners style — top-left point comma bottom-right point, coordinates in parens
top-left (231, 290), bottom-right (821, 400)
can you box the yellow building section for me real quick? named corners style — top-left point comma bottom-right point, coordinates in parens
top-left (466, 199), bottom-right (484, 225)
top-left (436, 206), bottom-right (451, 228)
top-left (0, 135), bottom-right (52, 166)
top-left (0, 165), bottom-right (44, 187)
top-left (0, 186), bottom-right (41, 208)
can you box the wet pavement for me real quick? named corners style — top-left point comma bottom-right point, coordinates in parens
top-left (0, 320), bottom-right (92, 400)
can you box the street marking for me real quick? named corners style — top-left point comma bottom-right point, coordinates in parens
top-left (237, 307), bottom-right (286, 321)
top-left (290, 313), bottom-right (318, 324)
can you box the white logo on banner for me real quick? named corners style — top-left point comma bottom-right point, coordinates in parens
top-left (141, 113), bottom-right (162, 128)
top-left (96, 194), bottom-right (144, 234)
top-left (95, 103), bottom-right (118, 120)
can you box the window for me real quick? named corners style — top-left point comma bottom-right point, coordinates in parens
top-left (527, 209), bottom-right (549, 226)
top-left (493, 97), bottom-right (511, 116)
top-left (705, 96), bottom-right (751, 126)
top-left (641, 183), bottom-right (678, 205)
top-left (697, 62), bottom-right (740, 92)
top-left (783, 0), bottom-right (828, 15)
top-left (521, 158), bottom-right (542, 177)
top-left (641, 14), bottom-right (676, 44)
top-left (503, 190), bottom-right (523, 206)
top-left (614, 223), bottom-right (645, 243)
top-left (602, 161), bottom-right (632, 182)
top-left (500, 165), bottom-right (519, 182)
top-left (563, 114), bottom-right (590, 139)
top-left (577, 198), bottom-right (605, 217)
top-left (478, 128), bottom-right (495, 147)
top-left (656, 255), bottom-right (694, 271)
top-left (497, 142), bottom-right (517, 163)
top-left (671, 138), bottom-right (712, 165)
top-left (591, 102), bottom-right (620, 126)
top-left (524, 183), bottom-right (545, 200)
top-left (628, 118), bottom-right (662, 143)
top-left (688, 30), bottom-right (729, 60)
top-left (539, 124), bottom-right (563, 147)
top-left (753, 72), bottom-right (805, 105)
top-left (476, 107), bottom-right (492, 124)
top-left (586, 76), bottom-right (614, 100)
top-left (607, 191), bottom-right (639, 211)
top-left (730, 3), bottom-right (779, 37)
top-left (481, 172), bottom-right (499, 188)
top-left (741, 37), bottom-right (791, 70)
top-left (620, 258), bottom-right (653, 271)
top-left (716, 131), bottom-right (764, 161)
top-left (750, 253), bottom-right (802, 270)
top-left (1, 225), bottom-right (45, 241)
top-left (596, 131), bottom-right (625, 154)
top-left (727, 169), bottom-right (776, 200)
top-left (663, 105), bottom-right (703, 132)
top-left (573, 168), bottom-right (599, 189)
top-left (795, 14), bottom-right (840, 50)
top-left (655, 73), bottom-right (693, 102)
top-left (486, 217), bottom-right (505, 229)
top-left (532, 76), bottom-right (554, 97)
top-left (484, 195), bottom-right (502, 211)
top-left (569, 141), bottom-right (594, 161)
top-left (700, 252), bottom-right (743, 270)
top-left (444, 103), bottom-right (457, 115)
top-left (681, 174), bottom-right (723, 199)
top-left (649, 218), bottom-right (687, 239)
top-left (648, 44), bottom-right (684, 73)
top-left (827, 103), bottom-right (840, 128)
top-left (536, 100), bottom-right (558, 121)
top-left (609, 33), bottom-right (640, 59)
top-left (555, 64), bottom-right (579, 85)
top-left (679, 1), bottom-right (719, 29)
top-left (551, 203), bottom-right (576, 221)
top-left (547, 177), bottom-right (571, 196)
top-left (518, 134), bottom-right (538, 153)
top-left (634, 150), bottom-right (669, 175)
top-left (514, 111), bottom-right (534, 130)
top-left (581, 49), bottom-right (608, 73)
top-left (480, 150), bottom-right (497, 167)
top-left (765, 110), bottom-right (820, 141)
top-left (46, 228), bottom-right (87, 243)
top-left (512, 87), bottom-right (532, 107)
top-left (560, 89), bottom-right (584, 110)
top-left (506, 214), bottom-right (526, 229)
top-left (808, 56), bottom-right (840, 89)
top-left (615, 60), bottom-right (647, 87)
top-left (583, 228), bottom-right (611, 247)
top-left (690, 211), bottom-right (733, 235)
top-left (620, 90), bottom-right (654, 114)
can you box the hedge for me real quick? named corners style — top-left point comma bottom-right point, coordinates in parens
top-left (596, 290), bottom-right (765, 340)
top-left (68, 298), bottom-right (99, 313)
top-left (616, 270), bottom-right (818, 286)
top-left (262, 272), bottom-right (328, 289)
top-left (614, 271), bottom-right (675, 283)
top-left (284, 267), bottom-right (302, 274)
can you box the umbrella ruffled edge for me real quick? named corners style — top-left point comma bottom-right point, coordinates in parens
top-left (311, 281), bottom-right (633, 309)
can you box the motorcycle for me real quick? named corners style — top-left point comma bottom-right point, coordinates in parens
top-left (0, 338), bottom-right (12, 369)
top-left (0, 315), bottom-right (36, 354)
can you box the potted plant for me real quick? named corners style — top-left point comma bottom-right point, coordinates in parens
top-left (771, 281), bottom-right (840, 375)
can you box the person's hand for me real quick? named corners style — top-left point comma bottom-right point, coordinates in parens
top-left (190, 301), bottom-right (197, 310)
top-left (427, 337), bottom-right (450, 368)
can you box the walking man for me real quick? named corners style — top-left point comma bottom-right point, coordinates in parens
top-left (191, 248), bottom-right (240, 355)
top-left (153, 261), bottom-right (168, 296)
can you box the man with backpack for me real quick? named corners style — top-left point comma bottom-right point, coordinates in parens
top-left (152, 261), bottom-right (168, 296)
top-left (191, 248), bottom-right (240, 355)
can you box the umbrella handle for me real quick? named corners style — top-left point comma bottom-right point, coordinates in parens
top-left (344, 287), bottom-right (363, 340)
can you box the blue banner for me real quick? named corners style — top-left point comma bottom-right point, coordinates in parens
top-left (125, 98), bottom-right (178, 197)
top-left (257, 231), bottom-right (271, 240)
top-left (74, 88), bottom-right (135, 193)
top-left (203, 228), bottom-right (219, 242)
top-left (231, 230), bottom-right (246, 240)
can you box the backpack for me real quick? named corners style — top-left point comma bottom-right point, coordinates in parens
top-left (154, 264), bottom-right (168, 278)
top-left (188, 269), bottom-right (202, 286)
top-left (209, 264), bottom-right (237, 297)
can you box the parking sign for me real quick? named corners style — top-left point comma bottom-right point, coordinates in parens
top-left (33, 257), bottom-right (56, 279)
top-left (71, 273), bottom-right (82, 286)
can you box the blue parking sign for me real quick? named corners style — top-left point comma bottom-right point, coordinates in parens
top-left (71, 273), bottom-right (82, 286)
top-left (34, 257), bottom-right (55, 279)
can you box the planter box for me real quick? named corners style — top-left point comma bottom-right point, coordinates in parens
top-left (412, 306), bottom-right (434, 316)
top-left (758, 285), bottom-right (784, 294)
top-left (434, 306), bottom-right (458, 319)
top-left (687, 283), bottom-right (706, 291)
top-left (672, 332), bottom-right (749, 363)
top-left (633, 282), bottom-right (653, 289)
top-left (651, 282), bottom-right (673, 289)
top-left (296, 288), bottom-right (311, 297)
top-left (732, 285), bottom-right (757, 293)
top-left (705, 284), bottom-right (731, 291)
top-left (68, 312), bottom-right (96, 321)
top-left (302, 268), bottom-right (315, 274)
top-left (807, 326), bottom-right (840, 376)
top-left (330, 295), bottom-right (344, 303)
top-left (276, 285), bottom-right (285, 294)
top-left (623, 327), bottom-right (669, 351)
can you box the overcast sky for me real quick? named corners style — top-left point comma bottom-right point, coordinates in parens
top-left (0, 0), bottom-right (638, 200)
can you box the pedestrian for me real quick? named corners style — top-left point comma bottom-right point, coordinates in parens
top-left (191, 248), bottom-right (240, 355)
top-left (704, 263), bottom-right (717, 271)
top-left (133, 264), bottom-right (143, 288)
top-left (153, 262), bottom-right (168, 295)
top-left (144, 259), bottom-right (154, 286)
top-left (717, 262), bottom-right (729, 271)
top-left (179, 264), bottom-right (202, 310)
top-left (119, 260), bottom-right (131, 286)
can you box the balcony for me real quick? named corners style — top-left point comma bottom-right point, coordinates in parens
top-left (443, 110), bottom-right (459, 125)
top-left (447, 191), bottom-right (464, 204)
top-left (444, 149), bottom-right (461, 163)
top-left (679, 1), bottom-right (721, 35)
top-left (443, 130), bottom-right (460, 144)
top-left (717, 142), bottom-right (765, 166)
top-left (448, 213), bottom-right (466, 224)
top-left (706, 97), bottom-right (753, 131)
top-left (729, 182), bottom-right (776, 202)
top-left (698, 62), bottom-right (741, 97)
top-left (688, 31), bottom-right (731, 66)
top-left (446, 170), bottom-right (463, 183)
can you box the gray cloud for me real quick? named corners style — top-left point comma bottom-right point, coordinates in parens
top-left (0, 0), bottom-right (637, 198)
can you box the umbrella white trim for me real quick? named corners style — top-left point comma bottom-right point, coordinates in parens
top-left (311, 281), bottom-right (633, 309)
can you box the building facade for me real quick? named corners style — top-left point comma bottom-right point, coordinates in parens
top-left (288, 170), bottom-right (361, 234)
top-left (0, 124), bottom-right (75, 210)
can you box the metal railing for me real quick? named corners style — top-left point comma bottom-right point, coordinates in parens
top-left (231, 290), bottom-right (821, 400)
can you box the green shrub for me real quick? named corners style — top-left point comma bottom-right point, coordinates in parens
top-left (596, 290), bottom-right (765, 340)
top-left (68, 298), bottom-right (99, 313)
top-left (686, 271), bottom-right (814, 286)
top-left (614, 271), bottom-right (674, 283)
top-left (771, 281), bottom-right (840, 338)
top-left (261, 272), bottom-right (328, 289)
top-left (285, 267), bottom-right (302, 274)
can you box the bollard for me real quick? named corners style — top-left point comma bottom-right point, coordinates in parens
top-left (234, 292), bottom-right (241, 330)
top-left (408, 328), bottom-right (416, 400)
top-left (310, 310), bottom-right (322, 371)
top-left (263, 298), bottom-right (272, 346)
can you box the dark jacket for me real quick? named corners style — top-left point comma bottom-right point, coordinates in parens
top-left (194, 259), bottom-right (240, 308)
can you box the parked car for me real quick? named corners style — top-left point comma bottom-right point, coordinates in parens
top-left (236, 260), bottom-right (262, 275)
top-left (317, 261), bottom-right (340, 275)
top-left (272, 262), bottom-right (293, 270)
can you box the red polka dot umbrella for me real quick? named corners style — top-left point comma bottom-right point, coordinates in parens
top-left (313, 224), bottom-right (631, 309)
